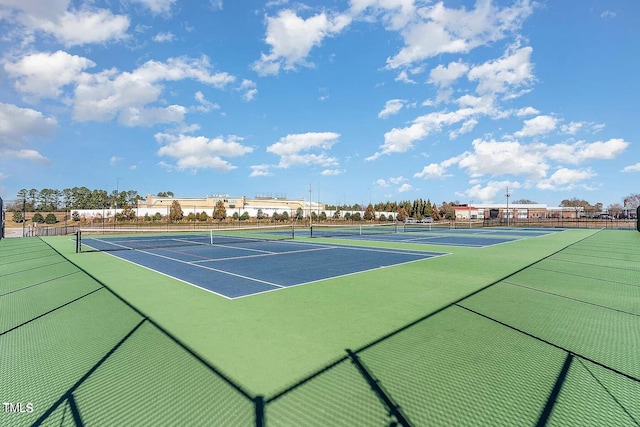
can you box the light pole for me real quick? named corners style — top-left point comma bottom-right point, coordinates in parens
top-left (505, 187), bottom-right (511, 227)
top-left (308, 184), bottom-right (313, 227)
top-left (115, 178), bottom-right (122, 229)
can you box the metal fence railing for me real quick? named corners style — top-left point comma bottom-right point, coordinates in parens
top-left (0, 195), bottom-right (4, 240)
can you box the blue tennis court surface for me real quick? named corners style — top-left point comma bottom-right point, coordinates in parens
top-left (85, 240), bottom-right (447, 299)
top-left (309, 226), bottom-right (564, 247)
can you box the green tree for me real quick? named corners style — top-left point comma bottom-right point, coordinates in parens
top-left (240, 211), bottom-right (250, 221)
top-left (153, 212), bottom-right (163, 221)
top-left (281, 211), bottom-right (290, 222)
top-left (351, 212), bottom-right (362, 221)
top-left (170, 200), bottom-right (184, 221)
top-left (396, 207), bottom-right (408, 222)
top-left (318, 212), bottom-right (326, 221)
top-left (45, 213), bottom-right (57, 224)
top-left (295, 207), bottom-right (304, 220)
top-left (212, 201), bottom-right (227, 223)
top-left (364, 204), bottom-right (375, 221)
top-left (431, 203), bottom-right (441, 221)
top-left (117, 205), bottom-right (136, 221)
top-left (12, 211), bottom-right (23, 222)
top-left (72, 211), bottom-right (80, 222)
top-left (32, 213), bottom-right (45, 223)
top-left (198, 211), bottom-right (209, 222)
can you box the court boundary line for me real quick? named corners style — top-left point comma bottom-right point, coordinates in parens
top-left (97, 241), bottom-right (449, 300)
top-left (231, 251), bottom-right (450, 300)
top-left (110, 248), bottom-right (287, 289)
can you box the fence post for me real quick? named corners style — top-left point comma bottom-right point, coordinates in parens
top-left (254, 395), bottom-right (265, 427)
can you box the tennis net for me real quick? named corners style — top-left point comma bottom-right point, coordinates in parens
top-left (310, 223), bottom-right (398, 238)
top-left (76, 225), bottom-right (294, 253)
top-left (400, 222), bottom-right (451, 232)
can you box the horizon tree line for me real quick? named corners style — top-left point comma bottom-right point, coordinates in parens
top-left (5, 187), bottom-right (639, 220)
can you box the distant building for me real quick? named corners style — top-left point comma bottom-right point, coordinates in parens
top-left (137, 194), bottom-right (323, 217)
top-left (454, 204), bottom-right (584, 220)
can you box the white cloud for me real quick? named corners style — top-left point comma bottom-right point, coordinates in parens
top-left (468, 45), bottom-right (535, 97)
top-left (252, 9), bottom-right (351, 75)
top-left (560, 121), bottom-right (584, 135)
top-left (193, 91), bottom-right (220, 113)
top-left (209, 0), bottom-right (224, 11)
top-left (376, 178), bottom-right (390, 188)
top-left (367, 107), bottom-right (476, 160)
top-left (515, 106), bottom-right (539, 116)
top-left (395, 70), bottom-right (417, 84)
top-left (4, 51), bottom-right (96, 100)
top-left (398, 183), bottom-right (413, 192)
top-left (118, 105), bottom-right (186, 127)
top-left (156, 133), bottom-right (253, 172)
top-left (546, 138), bottom-right (629, 164)
top-left (386, 0), bottom-right (534, 69)
top-left (267, 132), bottom-right (340, 169)
top-left (414, 163), bottom-right (451, 180)
top-left (429, 61), bottom-right (469, 87)
top-left (73, 56), bottom-right (235, 123)
top-left (238, 79), bottom-right (258, 102)
top-left (622, 163), bottom-right (640, 173)
top-left (514, 115), bottom-right (557, 137)
top-left (457, 138), bottom-right (548, 179)
top-left (378, 99), bottom-right (405, 118)
top-left (249, 164), bottom-right (272, 177)
top-left (109, 156), bottom-right (122, 166)
top-left (350, 0), bottom-right (416, 30)
top-left (133, 0), bottom-right (179, 14)
top-left (321, 169), bottom-right (342, 176)
top-left (0, 103), bottom-right (57, 162)
top-left (536, 168), bottom-right (595, 190)
top-left (36, 9), bottom-right (130, 46)
top-left (5, 149), bottom-right (50, 163)
top-left (460, 180), bottom-right (521, 202)
top-left (600, 10), bottom-right (616, 19)
top-left (153, 32), bottom-right (175, 42)
top-left (448, 118), bottom-right (478, 139)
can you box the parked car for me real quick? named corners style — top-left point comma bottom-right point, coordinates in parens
top-left (419, 217), bottom-right (434, 223)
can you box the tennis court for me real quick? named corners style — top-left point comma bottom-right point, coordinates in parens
top-left (309, 223), bottom-right (565, 247)
top-left (2, 226), bottom-right (639, 426)
top-left (78, 230), bottom-right (447, 298)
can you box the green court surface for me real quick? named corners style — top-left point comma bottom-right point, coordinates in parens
top-left (1, 228), bottom-right (639, 426)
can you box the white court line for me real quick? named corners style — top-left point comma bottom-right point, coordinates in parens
top-left (123, 248), bottom-right (286, 289)
top-left (232, 251), bottom-right (451, 300)
top-left (190, 246), bottom-right (334, 263)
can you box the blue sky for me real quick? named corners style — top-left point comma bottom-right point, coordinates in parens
top-left (0, 0), bottom-right (638, 208)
